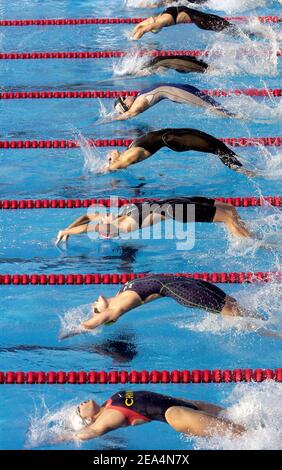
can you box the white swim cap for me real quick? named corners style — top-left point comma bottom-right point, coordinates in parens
top-left (70, 410), bottom-right (87, 431)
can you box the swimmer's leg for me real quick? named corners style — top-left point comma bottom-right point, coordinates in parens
top-left (213, 204), bottom-right (252, 238)
top-left (165, 406), bottom-right (245, 438)
top-left (187, 10), bottom-right (239, 36)
top-left (220, 296), bottom-right (264, 320)
top-left (215, 147), bottom-right (256, 177)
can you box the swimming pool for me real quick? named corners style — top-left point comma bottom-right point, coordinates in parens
top-left (0, 0), bottom-right (281, 450)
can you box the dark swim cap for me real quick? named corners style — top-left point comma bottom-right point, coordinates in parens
top-left (114, 97), bottom-right (129, 113)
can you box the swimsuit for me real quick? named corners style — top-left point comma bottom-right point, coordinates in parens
top-left (129, 128), bottom-right (243, 170)
top-left (137, 83), bottom-right (234, 117)
top-left (103, 391), bottom-right (199, 424)
top-left (163, 6), bottom-right (234, 33)
top-left (119, 274), bottom-right (227, 313)
top-left (119, 196), bottom-right (217, 227)
top-left (148, 55), bottom-right (209, 74)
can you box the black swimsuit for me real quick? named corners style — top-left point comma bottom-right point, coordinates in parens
top-left (148, 55), bottom-right (209, 74)
top-left (104, 391), bottom-right (199, 424)
top-left (163, 6), bottom-right (235, 33)
top-left (119, 197), bottom-right (216, 227)
top-left (119, 274), bottom-right (227, 314)
top-left (130, 128), bottom-right (243, 171)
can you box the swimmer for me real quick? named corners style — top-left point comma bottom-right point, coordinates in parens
top-left (55, 197), bottom-right (252, 244)
top-left (103, 128), bottom-right (254, 176)
top-left (58, 390), bottom-right (245, 441)
top-left (67, 274), bottom-right (264, 332)
top-left (132, 5), bottom-right (240, 40)
top-left (112, 83), bottom-right (239, 121)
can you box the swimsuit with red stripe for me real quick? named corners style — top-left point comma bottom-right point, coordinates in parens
top-left (103, 391), bottom-right (199, 425)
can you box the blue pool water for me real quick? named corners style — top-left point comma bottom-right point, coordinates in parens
top-left (0, 0), bottom-right (281, 450)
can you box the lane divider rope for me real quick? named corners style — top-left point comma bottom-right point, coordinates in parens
top-left (0, 16), bottom-right (281, 27)
top-left (1, 49), bottom-right (281, 60)
top-left (1, 137), bottom-right (281, 149)
top-left (0, 196), bottom-right (281, 210)
top-left (0, 272), bottom-right (281, 285)
top-left (0, 368), bottom-right (281, 384)
top-left (1, 88), bottom-right (281, 100)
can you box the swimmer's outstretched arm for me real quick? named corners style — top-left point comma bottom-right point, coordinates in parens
top-left (58, 413), bottom-right (125, 442)
top-left (107, 147), bottom-right (149, 172)
top-left (132, 13), bottom-right (174, 40)
top-left (55, 212), bottom-right (105, 245)
top-left (82, 293), bottom-right (142, 329)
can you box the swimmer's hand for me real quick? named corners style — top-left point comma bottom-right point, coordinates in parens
top-left (59, 328), bottom-right (87, 340)
top-left (81, 309), bottom-right (118, 329)
top-left (55, 230), bottom-right (69, 246)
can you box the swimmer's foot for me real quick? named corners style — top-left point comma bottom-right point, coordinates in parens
top-left (234, 167), bottom-right (257, 178)
top-left (55, 230), bottom-right (69, 245)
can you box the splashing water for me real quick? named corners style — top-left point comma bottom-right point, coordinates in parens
top-left (227, 202), bottom-right (282, 256)
top-left (226, 94), bottom-right (282, 124)
top-left (25, 398), bottom-right (81, 449)
top-left (113, 51), bottom-right (152, 77)
top-left (76, 131), bottom-right (105, 175)
top-left (189, 382), bottom-right (282, 450)
top-left (207, 0), bottom-right (268, 14)
top-left (124, 0), bottom-right (276, 13)
top-left (207, 36), bottom-right (278, 77)
top-left (59, 303), bottom-right (101, 340)
top-left (96, 97), bottom-right (119, 125)
top-left (238, 147), bottom-right (282, 180)
top-left (176, 280), bottom-right (281, 336)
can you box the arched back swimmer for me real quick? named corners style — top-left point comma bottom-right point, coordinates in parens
top-left (55, 196), bottom-right (252, 245)
top-left (105, 128), bottom-right (254, 176)
top-left (113, 83), bottom-right (239, 121)
top-left (75, 274), bottom-right (264, 332)
top-left (132, 6), bottom-right (239, 40)
top-left (57, 390), bottom-right (245, 443)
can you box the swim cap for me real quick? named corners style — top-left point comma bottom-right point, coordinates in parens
top-left (70, 411), bottom-right (86, 431)
top-left (114, 97), bottom-right (129, 114)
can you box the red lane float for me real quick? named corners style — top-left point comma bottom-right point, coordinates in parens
top-left (0, 368), bottom-right (281, 384)
top-left (1, 88), bottom-right (281, 100)
top-left (0, 49), bottom-right (281, 60)
top-left (0, 196), bottom-right (281, 210)
top-left (0, 16), bottom-right (281, 27)
top-left (0, 137), bottom-right (281, 149)
top-left (0, 272), bottom-right (281, 285)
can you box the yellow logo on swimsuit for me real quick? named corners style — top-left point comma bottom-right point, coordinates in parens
top-left (125, 391), bottom-right (134, 407)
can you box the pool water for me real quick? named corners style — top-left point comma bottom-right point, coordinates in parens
top-left (0, 0), bottom-right (281, 450)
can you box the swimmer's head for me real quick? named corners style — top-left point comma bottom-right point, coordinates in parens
top-left (93, 295), bottom-right (109, 313)
top-left (114, 96), bottom-right (135, 114)
top-left (107, 149), bottom-right (120, 164)
top-left (74, 400), bottom-right (100, 429)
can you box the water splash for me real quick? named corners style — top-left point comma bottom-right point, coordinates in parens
top-left (189, 382), bottom-right (282, 449)
top-left (58, 303), bottom-right (101, 340)
top-left (124, 0), bottom-right (276, 14)
top-left (227, 203), bottom-right (282, 256)
top-left (76, 131), bottom-right (105, 175)
top-left (25, 398), bottom-right (81, 449)
top-left (113, 51), bottom-right (152, 77)
top-left (176, 281), bottom-right (281, 336)
top-left (207, 36), bottom-right (278, 77)
top-left (207, 0), bottom-right (268, 14)
top-left (226, 94), bottom-right (282, 124)
top-left (96, 98), bottom-right (119, 125)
